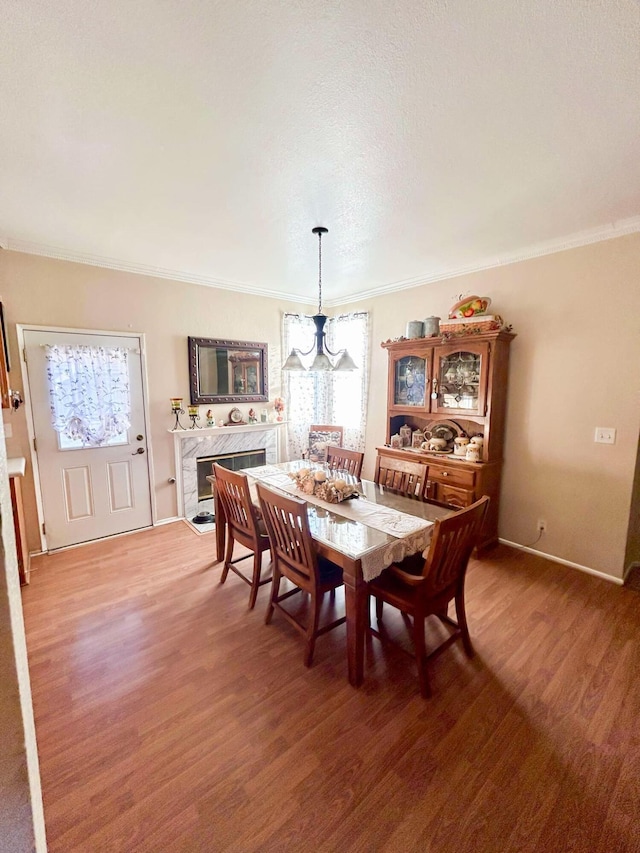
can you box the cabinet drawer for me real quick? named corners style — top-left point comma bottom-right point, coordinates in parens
top-left (436, 484), bottom-right (474, 508)
top-left (428, 465), bottom-right (475, 489)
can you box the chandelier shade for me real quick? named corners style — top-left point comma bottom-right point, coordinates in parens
top-left (282, 227), bottom-right (357, 373)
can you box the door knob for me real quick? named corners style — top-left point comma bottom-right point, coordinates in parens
top-left (132, 447), bottom-right (145, 455)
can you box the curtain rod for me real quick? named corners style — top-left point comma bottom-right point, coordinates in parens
top-left (283, 311), bottom-right (368, 319)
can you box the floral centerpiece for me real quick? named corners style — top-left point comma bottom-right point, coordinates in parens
top-left (288, 468), bottom-right (359, 504)
top-left (274, 396), bottom-right (285, 421)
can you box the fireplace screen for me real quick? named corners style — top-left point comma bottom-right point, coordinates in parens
top-left (197, 449), bottom-right (267, 501)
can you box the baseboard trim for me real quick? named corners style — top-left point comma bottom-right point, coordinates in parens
top-left (154, 516), bottom-right (182, 527)
top-left (499, 538), bottom-right (623, 586)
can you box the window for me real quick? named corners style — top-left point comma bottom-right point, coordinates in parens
top-left (282, 312), bottom-right (369, 459)
top-left (45, 345), bottom-right (131, 447)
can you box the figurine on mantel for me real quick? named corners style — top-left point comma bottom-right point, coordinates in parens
top-left (248, 408), bottom-right (258, 423)
top-left (206, 409), bottom-right (215, 427)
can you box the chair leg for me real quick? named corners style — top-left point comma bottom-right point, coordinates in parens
top-left (247, 550), bottom-right (263, 610)
top-left (376, 596), bottom-right (384, 621)
top-left (455, 590), bottom-right (474, 658)
top-left (304, 591), bottom-right (322, 667)
top-left (220, 534), bottom-right (235, 583)
top-left (412, 613), bottom-right (431, 698)
top-left (265, 568), bottom-right (280, 625)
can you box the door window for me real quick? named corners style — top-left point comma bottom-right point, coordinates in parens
top-left (45, 344), bottom-right (132, 447)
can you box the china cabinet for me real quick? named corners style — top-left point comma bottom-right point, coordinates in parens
top-left (379, 329), bottom-right (515, 552)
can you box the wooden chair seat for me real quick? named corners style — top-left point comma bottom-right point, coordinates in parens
top-left (256, 483), bottom-right (345, 667)
top-left (368, 496), bottom-right (490, 697)
top-left (212, 463), bottom-right (272, 609)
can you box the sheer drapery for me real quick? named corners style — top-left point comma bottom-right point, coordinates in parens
top-left (282, 312), bottom-right (369, 459)
top-left (45, 345), bottom-right (131, 446)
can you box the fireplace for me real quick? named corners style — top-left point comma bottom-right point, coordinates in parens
top-left (197, 449), bottom-right (267, 501)
top-left (172, 423), bottom-right (283, 523)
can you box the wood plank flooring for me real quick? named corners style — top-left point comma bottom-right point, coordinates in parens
top-left (21, 522), bottom-right (640, 852)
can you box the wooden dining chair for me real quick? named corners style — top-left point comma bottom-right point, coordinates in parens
top-left (307, 425), bottom-right (344, 463)
top-left (212, 463), bottom-right (271, 609)
top-left (326, 445), bottom-right (364, 478)
top-left (368, 495), bottom-right (490, 698)
top-left (256, 483), bottom-right (346, 667)
top-left (374, 455), bottom-right (428, 498)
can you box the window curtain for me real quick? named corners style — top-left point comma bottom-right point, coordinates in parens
top-left (282, 311), bottom-right (369, 459)
top-left (45, 345), bottom-right (131, 446)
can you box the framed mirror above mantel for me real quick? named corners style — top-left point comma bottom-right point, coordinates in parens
top-left (188, 337), bottom-right (269, 404)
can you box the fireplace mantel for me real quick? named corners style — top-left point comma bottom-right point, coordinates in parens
top-left (169, 422), bottom-right (285, 440)
top-left (172, 422), bottom-right (285, 519)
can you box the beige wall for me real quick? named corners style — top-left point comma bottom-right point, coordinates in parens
top-left (0, 252), bottom-right (306, 552)
top-left (343, 232), bottom-right (640, 581)
top-left (1, 234), bottom-right (639, 581)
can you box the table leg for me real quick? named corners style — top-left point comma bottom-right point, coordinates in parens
top-left (343, 571), bottom-right (367, 687)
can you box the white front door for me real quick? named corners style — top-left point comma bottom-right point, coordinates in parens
top-left (23, 329), bottom-right (153, 550)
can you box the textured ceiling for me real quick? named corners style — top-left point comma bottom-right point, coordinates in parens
top-left (1, 0), bottom-right (639, 305)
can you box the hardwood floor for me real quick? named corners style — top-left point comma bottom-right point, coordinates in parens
top-left (22, 522), bottom-right (640, 852)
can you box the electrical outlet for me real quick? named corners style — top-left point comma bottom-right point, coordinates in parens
top-left (595, 427), bottom-right (616, 444)
top-left (537, 519), bottom-right (547, 533)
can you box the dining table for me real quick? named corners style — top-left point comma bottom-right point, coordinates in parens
top-left (211, 459), bottom-right (452, 687)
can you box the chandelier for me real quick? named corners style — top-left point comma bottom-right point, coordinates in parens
top-left (282, 227), bottom-right (358, 372)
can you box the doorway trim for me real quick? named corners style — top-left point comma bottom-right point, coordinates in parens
top-left (17, 324), bottom-right (157, 553)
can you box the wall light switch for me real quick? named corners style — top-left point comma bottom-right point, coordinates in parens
top-left (595, 427), bottom-right (616, 444)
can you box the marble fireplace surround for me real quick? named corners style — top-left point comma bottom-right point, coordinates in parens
top-left (172, 423), bottom-right (283, 520)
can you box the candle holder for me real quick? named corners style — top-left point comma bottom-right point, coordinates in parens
top-left (170, 398), bottom-right (187, 430)
top-left (187, 406), bottom-right (201, 429)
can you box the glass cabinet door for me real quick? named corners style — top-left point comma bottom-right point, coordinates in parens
top-left (393, 355), bottom-right (427, 407)
top-left (433, 343), bottom-right (489, 415)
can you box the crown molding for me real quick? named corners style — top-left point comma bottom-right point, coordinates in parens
top-left (3, 214), bottom-right (640, 308)
top-left (330, 215), bottom-right (640, 306)
top-left (1, 238), bottom-right (316, 305)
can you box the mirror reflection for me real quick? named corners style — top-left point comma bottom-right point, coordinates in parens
top-left (189, 338), bottom-right (268, 404)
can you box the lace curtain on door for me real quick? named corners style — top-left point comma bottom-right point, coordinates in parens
top-left (45, 345), bottom-right (131, 446)
top-left (282, 312), bottom-right (370, 459)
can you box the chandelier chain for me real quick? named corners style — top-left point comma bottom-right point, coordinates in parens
top-left (317, 229), bottom-right (323, 314)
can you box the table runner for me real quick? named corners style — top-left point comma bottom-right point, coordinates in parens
top-left (243, 465), bottom-right (433, 581)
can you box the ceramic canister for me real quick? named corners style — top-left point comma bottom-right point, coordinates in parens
top-left (405, 320), bottom-right (424, 339)
top-left (423, 316), bottom-right (440, 336)
top-left (465, 444), bottom-right (481, 462)
top-left (454, 436), bottom-right (469, 456)
top-left (399, 424), bottom-right (412, 446)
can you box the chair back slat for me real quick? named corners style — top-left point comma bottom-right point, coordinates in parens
top-left (374, 455), bottom-right (428, 498)
top-left (256, 484), bottom-right (317, 586)
top-left (421, 496), bottom-right (489, 597)
top-left (326, 445), bottom-right (364, 478)
top-left (212, 464), bottom-right (260, 540)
